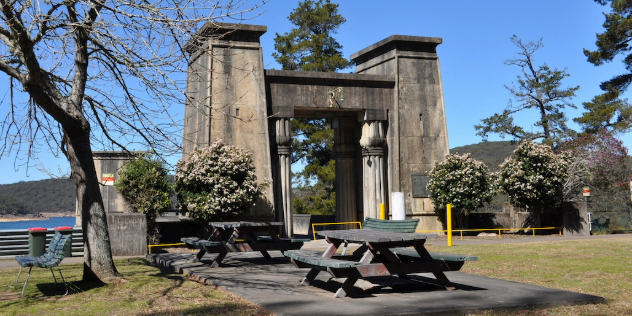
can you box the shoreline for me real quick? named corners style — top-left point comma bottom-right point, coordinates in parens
top-left (0, 212), bottom-right (75, 222)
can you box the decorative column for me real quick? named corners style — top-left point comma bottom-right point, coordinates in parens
top-left (359, 120), bottom-right (387, 220)
top-left (274, 118), bottom-right (293, 237)
top-left (334, 117), bottom-right (357, 226)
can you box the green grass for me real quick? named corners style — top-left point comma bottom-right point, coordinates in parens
top-left (1, 237), bottom-right (631, 315)
top-left (0, 257), bottom-right (269, 316)
top-left (426, 236), bottom-right (632, 315)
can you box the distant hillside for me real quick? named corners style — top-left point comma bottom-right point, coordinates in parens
top-left (451, 141), bottom-right (518, 170)
top-left (0, 178), bottom-right (75, 215)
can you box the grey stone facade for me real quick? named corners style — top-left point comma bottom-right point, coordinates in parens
top-left (184, 23), bottom-right (450, 235)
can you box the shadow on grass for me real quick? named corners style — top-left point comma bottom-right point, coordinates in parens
top-left (137, 301), bottom-right (271, 316)
top-left (35, 279), bottom-right (106, 297)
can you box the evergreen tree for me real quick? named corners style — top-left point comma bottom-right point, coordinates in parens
top-left (273, 0), bottom-right (351, 72)
top-left (273, 0), bottom-right (352, 215)
top-left (574, 87), bottom-right (632, 134)
top-left (475, 36), bottom-right (579, 147)
top-left (581, 0), bottom-right (632, 133)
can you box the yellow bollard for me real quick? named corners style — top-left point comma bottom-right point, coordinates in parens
top-left (380, 203), bottom-right (386, 220)
top-left (447, 204), bottom-right (453, 247)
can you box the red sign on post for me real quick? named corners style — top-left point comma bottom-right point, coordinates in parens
top-left (582, 186), bottom-right (591, 197)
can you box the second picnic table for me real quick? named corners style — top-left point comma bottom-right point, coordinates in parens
top-left (182, 221), bottom-right (306, 267)
top-left (285, 229), bottom-right (473, 298)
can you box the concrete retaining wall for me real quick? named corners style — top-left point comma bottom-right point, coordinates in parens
top-left (107, 213), bottom-right (147, 256)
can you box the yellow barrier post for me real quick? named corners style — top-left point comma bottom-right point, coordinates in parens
top-left (447, 203), bottom-right (453, 247)
top-left (380, 203), bottom-right (386, 220)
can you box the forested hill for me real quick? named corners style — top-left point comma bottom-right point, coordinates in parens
top-left (0, 179), bottom-right (75, 215)
top-left (450, 141), bottom-right (518, 170)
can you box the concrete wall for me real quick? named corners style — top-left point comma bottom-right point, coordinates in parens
top-left (107, 213), bottom-right (147, 256)
top-left (183, 23), bottom-right (274, 220)
top-left (563, 201), bottom-right (590, 236)
top-left (293, 214), bottom-right (337, 237)
top-left (75, 151), bottom-right (135, 226)
top-left (351, 36), bottom-right (449, 231)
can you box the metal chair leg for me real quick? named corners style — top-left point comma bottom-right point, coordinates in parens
top-left (55, 267), bottom-right (69, 295)
top-left (49, 268), bottom-right (58, 285)
top-left (21, 267), bottom-right (33, 298)
top-left (15, 266), bottom-right (23, 289)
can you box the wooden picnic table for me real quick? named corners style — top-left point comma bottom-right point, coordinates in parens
top-left (182, 221), bottom-right (306, 267)
top-left (285, 229), bottom-right (460, 298)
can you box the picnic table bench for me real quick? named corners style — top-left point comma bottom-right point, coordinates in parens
top-left (182, 221), bottom-right (309, 267)
top-left (284, 218), bottom-right (478, 298)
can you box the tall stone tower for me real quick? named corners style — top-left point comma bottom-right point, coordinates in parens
top-left (183, 23), bottom-right (275, 221)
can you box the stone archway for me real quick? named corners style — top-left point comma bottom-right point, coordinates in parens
top-left (184, 22), bottom-right (449, 237)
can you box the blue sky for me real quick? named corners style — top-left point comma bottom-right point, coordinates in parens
top-left (0, 0), bottom-right (628, 184)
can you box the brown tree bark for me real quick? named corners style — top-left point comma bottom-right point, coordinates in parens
top-left (64, 130), bottom-right (119, 282)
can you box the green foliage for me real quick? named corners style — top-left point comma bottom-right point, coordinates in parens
top-left (274, 0), bottom-right (351, 215)
top-left (475, 36), bottom-right (579, 146)
top-left (498, 141), bottom-right (571, 225)
top-left (175, 140), bottom-right (266, 223)
top-left (115, 153), bottom-right (172, 241)
top-left (0, 194), bottom-right (30, 215)
top-left (272, 0), bottom-right (352, 72)
top-left (293, 161), bottom-right (336, 215)
top-left (574, 86), bottom-right (632, 133)
top-left (582, 1), bottom-right (632, 132)
top-left (427, 154), bottom-right (496, 227)
top-left (0, 179), bottom-right (75, 215)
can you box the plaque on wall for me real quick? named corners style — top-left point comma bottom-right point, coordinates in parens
top-left (412, 174), bottom-right (429, 198)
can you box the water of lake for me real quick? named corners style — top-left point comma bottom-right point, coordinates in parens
top-left (0, 217), bottom-right (77, 231)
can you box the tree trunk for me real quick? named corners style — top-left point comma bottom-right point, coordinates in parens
top-left (64, 130), bottom-right (119, 282)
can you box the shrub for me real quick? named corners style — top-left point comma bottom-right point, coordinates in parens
top-left (115, 153), bottom-right (172, 243)
top-left (498, 141), bottom-right (571, 226)
top-left (175, 140), bottom-right (266, 223)
top-left (427, 153), bottom-right (496, 228)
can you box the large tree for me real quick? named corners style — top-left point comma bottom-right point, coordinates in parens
top-left (273, 0), bottom-right (351, 215)
top-left (0, 0), bottom-right (263, 282)
top-left (475, 36), bottom-right (579, 147)
top-left (580, 0), bottom-right (632, 133)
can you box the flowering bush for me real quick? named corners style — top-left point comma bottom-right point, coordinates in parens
top-left (427, 153), bottom-right (496, 227)
top-left (175, 140), bottom-right (266, 222)
top-left (115, 153), bottom-right (172, 243)
top-left (498, 141), bottom-right (571, 225)
top-left (560, 131), bottom-right (631, 220)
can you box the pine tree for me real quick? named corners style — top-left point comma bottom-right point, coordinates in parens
top-left (580, 0), bottom-right (632, 133)
top-left (475, 36), bottom-right (579, 147)
top-left (273, 0), bottom-right (352, 215)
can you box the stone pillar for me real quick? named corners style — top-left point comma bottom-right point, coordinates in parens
top-left (274, 118), bottom-right (293, 237)
top-left (360, 120), bottom-right (387, 220)
top-left (334, 117), bottom-right (358, 226)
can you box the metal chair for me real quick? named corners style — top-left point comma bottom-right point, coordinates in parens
top-left (14, 231), bottom-right (72, 297)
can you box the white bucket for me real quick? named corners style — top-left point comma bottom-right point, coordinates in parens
top-left (391, 192), bottom-right (406, 220)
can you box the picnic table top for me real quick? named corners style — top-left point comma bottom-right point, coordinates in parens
top-left (208, 221), bottom-right (284, 229)
top-left (317, 229), bottom-right (438, 243)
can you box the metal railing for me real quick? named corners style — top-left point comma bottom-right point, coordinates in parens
top-left (416, 227), bottom-right (563, 239)
top-left (311, 222), bottom-right (362, 240)
top-left (147, 242), bottom-right (186, 254)
top-left (0, 228), bottom-right (84, 258)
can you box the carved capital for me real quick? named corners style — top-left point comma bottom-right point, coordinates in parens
top-left (359, 120), bottom-right (386, 149)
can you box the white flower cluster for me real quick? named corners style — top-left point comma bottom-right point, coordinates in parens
top-left (498, 141), bottom-right (570, 212)
top-left (427, 153), bottom-right (496, 215)
top-left (174, 139), bottom-right (267, 222)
